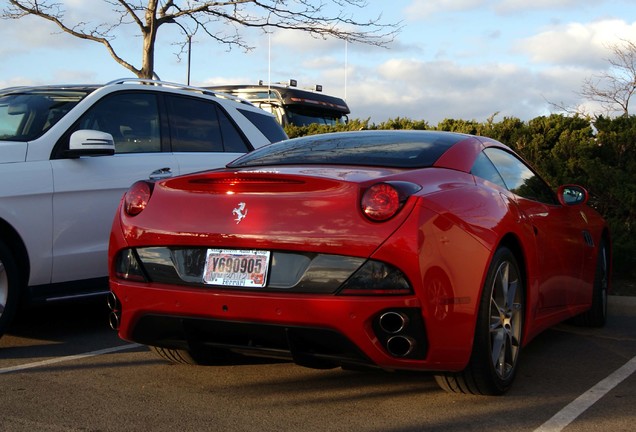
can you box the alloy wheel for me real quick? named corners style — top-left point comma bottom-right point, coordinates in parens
top-left (0, 260), bottom-right (7, 315)
top-left (488, 260), bottom-right (523, 380)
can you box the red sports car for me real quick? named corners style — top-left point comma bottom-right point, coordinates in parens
top-left (108, 130), bottom-right (610, 395)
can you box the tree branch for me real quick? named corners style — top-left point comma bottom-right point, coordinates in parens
top-left (2, 1), bottom-right (401, 79)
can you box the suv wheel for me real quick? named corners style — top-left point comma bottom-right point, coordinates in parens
top-left (0, 239), bottom-right (20, 337)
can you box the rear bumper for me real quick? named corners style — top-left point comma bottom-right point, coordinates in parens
top-left (109, 279), bottom-right (469, 372)
top-left (128, 314), bottom-right (376, 369)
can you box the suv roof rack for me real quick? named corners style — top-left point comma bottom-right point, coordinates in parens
top-left (0, 85), bottom-right (33, 94)
top-left (105, 78), bottom-right (253, 106)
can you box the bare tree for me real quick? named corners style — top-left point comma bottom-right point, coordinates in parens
top-left (580, 39), bottom-right (636, 117)
top-left (2, 0), bottom-right (400, 79)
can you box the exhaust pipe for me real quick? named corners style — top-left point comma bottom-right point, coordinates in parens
top-left (386, 335), bottom-right (416, 357)
top-left (373, 308), bottom-right (427, 360)
top-left (109, 311), bottom-right (121, 331)
top-left (107, 292), bottom-right (121, 331)
top-left (107, 292), bottom-right (121, 311)
top-left (379, 311), bottom-right (409, 334)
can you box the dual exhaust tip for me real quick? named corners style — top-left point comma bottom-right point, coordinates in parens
top-left (378, 311), bottom-right (416, 358)
top-left (107, 292), bottom-right (121, 331)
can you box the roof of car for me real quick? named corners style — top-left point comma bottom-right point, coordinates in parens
top-left (0, 79), bottom-right (254, 106)
top-left (1, 84), bottom-right (100, 94)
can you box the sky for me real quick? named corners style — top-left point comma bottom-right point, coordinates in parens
top-left (2, 0), bottom-right (636, 124)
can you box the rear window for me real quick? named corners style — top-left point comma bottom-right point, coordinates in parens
top-left (0, 89), bottom-right (90, 141)
top-left (237, 108), bottom-right (287, 143)
top-left (228, 130), bottom-right (462, 168)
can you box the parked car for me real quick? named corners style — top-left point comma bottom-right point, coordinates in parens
top-left (108, 130), bottom-right (610, 395)
top-left (0, 78), bottom-right (287, 337)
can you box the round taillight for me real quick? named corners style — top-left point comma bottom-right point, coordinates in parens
top-left (124, 181), bottom-right (152, 216)
top-left (361, 183), bottom-right (401, 221)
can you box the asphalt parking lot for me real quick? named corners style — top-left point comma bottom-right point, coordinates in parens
top-left (1, 295), bottom-right (635, 432)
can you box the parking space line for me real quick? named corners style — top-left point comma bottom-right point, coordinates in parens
top-left (0, 343), bottom-right (140, 374)
top-left (534, 355), bottom-right (636, 432)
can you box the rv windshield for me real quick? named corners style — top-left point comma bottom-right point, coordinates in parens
top-left (284, 106), bottom-right (347, 126)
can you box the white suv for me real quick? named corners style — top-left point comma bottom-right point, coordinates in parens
top-left (0, 78), bottom-right (287, 336)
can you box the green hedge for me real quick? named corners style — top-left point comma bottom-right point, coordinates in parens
top-left (284, 114), bottom-right (636, 278)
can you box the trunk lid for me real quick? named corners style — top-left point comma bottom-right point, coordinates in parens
top-left (124, 166), bottom-right (418, 258)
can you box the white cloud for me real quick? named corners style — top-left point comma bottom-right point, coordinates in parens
top-left (495, 0), bottom-right (590, 14)
top-left (0, 15), bottom-right (75, 55)
top-left (199, 76), bottom-right (257, 87)
top-left (0, 3), bottom-right (142, 66)
top-left (405, 0), bottom-right (610, 19)
top-left (343, 58), bottom-right (590, 124)
top-left (404, 0), bottom-right (486, 20)
top-left (268, 29), bottom-right (345, 55)
top-left (517, 19), bottom-right (636, 67)
top-left (301, 55), bottom-right (342, 71)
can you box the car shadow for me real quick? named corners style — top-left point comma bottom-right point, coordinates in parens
top-left (8, 296), bottom-right (112, 338)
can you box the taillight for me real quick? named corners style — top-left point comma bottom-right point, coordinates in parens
top-left (338, 260), bottom-right (412, 295)
top-left (124, 181), bottom-right (153, 216)
top-left (115, 249), bottom-right (147, 282)
top-left (362, 183), bottom-right (400, 221)
top-left (361, 181), bottom-right (420, 221)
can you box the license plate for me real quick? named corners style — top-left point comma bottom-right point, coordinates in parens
top-left (203, 249), bottom-right (270, 288)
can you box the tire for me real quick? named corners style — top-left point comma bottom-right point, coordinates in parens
top-left (572, 240), bottom-right (609, 328)
top-left (150, 346), bottom-right (202, 365)
top-left (0, 239), bottom-right (21, 338)
top-left (150, 344), bottom-right (237, 366)
top-left (435, 247), bottom-right (524, 395)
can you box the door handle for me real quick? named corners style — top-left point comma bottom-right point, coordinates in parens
top-left (149, 167), bottom-right (173, 180)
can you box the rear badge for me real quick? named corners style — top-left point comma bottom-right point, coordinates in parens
top-left (232, 202), bottom-right (248, 224)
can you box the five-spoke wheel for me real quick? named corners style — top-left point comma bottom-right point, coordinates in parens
top-left (435, 246), bottom-right (524, 395)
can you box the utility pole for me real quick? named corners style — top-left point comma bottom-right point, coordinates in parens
top-left (169, 19), bottom-right (192, 85)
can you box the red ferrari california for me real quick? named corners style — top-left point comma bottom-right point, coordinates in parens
top-left (108, 130), bottom-right (610, 395)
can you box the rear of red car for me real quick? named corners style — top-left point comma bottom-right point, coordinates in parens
top-left (108, 132), bottom-right (493, 372)
top-left (108, 130), bottom-right (614, 397)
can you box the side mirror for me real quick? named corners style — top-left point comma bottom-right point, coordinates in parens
top-left (557, 185), bottom-right (589, 206)
top-left (66, 130), bottom-right (115, 158)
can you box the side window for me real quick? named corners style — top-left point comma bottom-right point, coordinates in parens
top-left (165, 95), bottom-right (250, 153)
top-left (484, 148), bottom-right (558, 205)
top-left (471, 151), bottom-right (507, 189)
top-left (78, 92), bottom-right (160, 153)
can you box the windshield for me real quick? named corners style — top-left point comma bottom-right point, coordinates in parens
top-left (284, 106), bottom-right (345, 126)
top-left (228, 130), bottom-right (463, 169)
top-left (0, 90), bottom-right (90, 141)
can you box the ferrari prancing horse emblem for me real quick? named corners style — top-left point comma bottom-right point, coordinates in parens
top-left (232, 202), bottom-right (248, 224)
